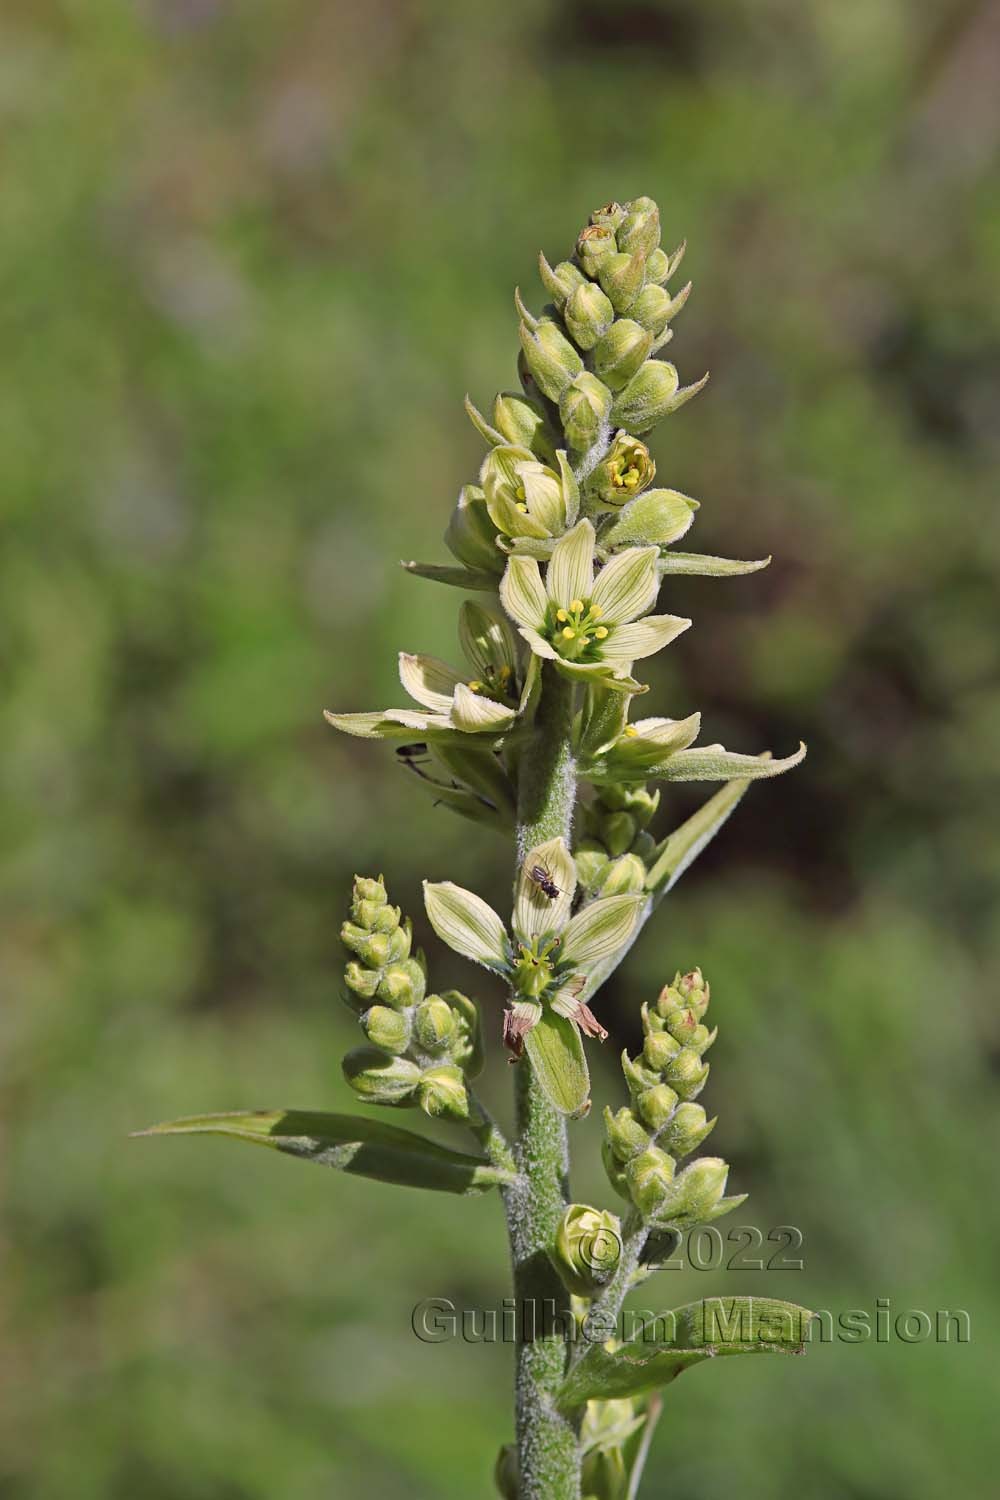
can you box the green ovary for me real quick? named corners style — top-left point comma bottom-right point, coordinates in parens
top-left (545, 598), bottom-right (611, 663)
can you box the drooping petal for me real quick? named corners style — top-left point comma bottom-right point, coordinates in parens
top-left (513, 836), bottom-right (577, 943)
top-left (399, 653), bottom-right (465, 711)
top-left (423, 881), bottom-right (510, 972)
top-left (547, 519), bottom-right (595, 609)
top-left (590, 546), bottom-right (659, 624)
top-left (449, 684), bottom-right (517, 733)
top-left (560, 893), bottom-right (644, 967)
top-left (599, 614), bottom-right (691, 662)
top-left (503, 999), bottom-right (542, 1056)
top-left (500, 555), bottom-right (549, 630)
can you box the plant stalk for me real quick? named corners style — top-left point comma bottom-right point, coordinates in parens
top-left (505, 666), bottom-right (581, 1499)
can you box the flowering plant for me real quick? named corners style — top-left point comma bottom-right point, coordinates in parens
top-left (142, 195), bottom-right (812, 1499)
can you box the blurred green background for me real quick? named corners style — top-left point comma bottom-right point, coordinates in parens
top-left (3, 1), bottom-right (999, 1495)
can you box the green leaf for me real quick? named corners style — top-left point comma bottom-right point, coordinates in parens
top-left (645, 741), bottom-right (806, 783)
top-left (645, 775), bottom-right (754, 895)
top-left (402, 561), bottom-right (500, 591)
top-left (655, 552), bottom-right (771, 578)
top-left (133, 1110), bottom-right (516, 1195)
top-left (558, 1296), bottom-right (812, 1408)
top-left (524, 1010), bottom-right (591, 1117)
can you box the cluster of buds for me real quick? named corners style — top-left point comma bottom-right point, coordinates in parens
top-left (575, 782), bottom-right (660, 897)
top-left (445, 194), bottom-right (709, 575)
top-left (341, 876), bottom-right (482, 1123)
top-left (602, 970), bottom-right (745, 1228)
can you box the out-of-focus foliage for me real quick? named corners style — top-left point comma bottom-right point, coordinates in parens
top-left (2, 1), bottom-right (998, 1496)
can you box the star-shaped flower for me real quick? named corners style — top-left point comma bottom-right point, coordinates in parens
top-left (499, 519), bottom-right (690, 690)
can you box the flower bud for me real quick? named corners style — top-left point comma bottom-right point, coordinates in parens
top-left (599, 810), bottom-right (637, 858)
top-left (413, 995), bottom-right (458, 1053)
top-left (642, 1027), bottom-right (681, 1073)
top-left (616, 196), bottom-right (661, 258)
top-left (621, 1049), bottom-right (660, 1097)
top-left (655, 1156), bottom-right (730, 1227)
top-left (675, 967), bottom-right (710, 1011)
top-left (353, 875), bottom-right (386, 907)
top-left (444, 484), bottom-right (503, 572)
top-left (590, 201), bottom-right (626, 232)
top-left (518, 320), bottom-right (583, 403)
top-left (597, 250), bottom-right (646, 314)
top-left (631, 279), bottom-right (691, 338)
top-left (593, 852), bottom-right (646, 896)
top-left (660, 1101), bottom-right (715, 1158)
top-left (661, 1005), bottom-right (700, 1045)
top-left (492, 391), bottom-right (557, 461)
top-left (344, 961), bottom-right (380, 1004)
top-left (636, 1081), bottom-right (679, 1132)
top-left (576, 223), bottom-right (617, 277)
top-left (443, 990), bottom-right (484, 1078)
top-left (602, 1139), bottom-right (631, 1200)
top-left (662, 1048), bottom-right (709, 1100)
top-left (610, 361), bottom-right (680, 435)
top-left (550, 1203), bottom-right (622, 1297)
top-left (362, 1004), bottom-right (412, 1055)
top-left (494, 1444), bottom-right (520, 1500)
top-left (625, 1146), bottom-right (676, 1219)
top-left (603, 1104), bottom-right (651, 1163)
top-left (353, 898), bottom-right (401, 934)
top-left (564, 282), bottom-right (615, 351)
top-left (417, 1063), bottom-right (470, 1122)
top-left (592, 319), bottom-right (654, 392)
top-left (559, 372), bottom-right (613, 452)
top-left (377, 957), bottom-right (426, 1009)
top-left (343, 1047), bottom-right (420, 1105)
top-left (646, 246), bottom-right (670, 284)
top-left (574, 836), bottom-right (611, 892)
top-left (588, 432), bottom-right (655, 507)
top-left (538, 252), bottom-right (587, 308)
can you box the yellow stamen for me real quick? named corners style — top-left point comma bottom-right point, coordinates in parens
top-left (468, 680), bottom-right (482, 692)
top-left (555, 608), bottom-right (569, 622)
top-left (516, 502), bottom-right (528, 513)
top-left (579, 636), bottom-right (591, 646)
top-left (590, 605), bottom-right (602, 619)
top-left (569, 599), bottom-right (584, 613)
top-left (624, 725), bottom-right (638, 737)
top-left (561, 627), bottom-right (576, 640)
top-left (594, 626), bottom-right (609, 639)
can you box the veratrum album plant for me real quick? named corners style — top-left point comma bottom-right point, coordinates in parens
top-left (142, 196), bottom-right (812, 1499)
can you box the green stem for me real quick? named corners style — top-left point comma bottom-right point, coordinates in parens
top-left (505, 666), bottom-right (581, 1500)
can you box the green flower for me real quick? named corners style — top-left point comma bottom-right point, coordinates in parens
top-left (499, 519), bottom-right (690, 690)
top-left (325, 600), bottom-right (524, 741)
top-left (482, 444), bottom-right (579, 543)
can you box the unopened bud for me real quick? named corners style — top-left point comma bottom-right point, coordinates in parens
top-left (625, 1146), bottom-right (676, 1219)
top-left (616, 196), bottom-right (661, 259)
top-left (363, 1005), bottom-right (412, 1055)
top-left (377, 958), bottom-right (426, 1009)
top-left (538, 252), bottom-right (587, 308)
top-left (564, 282), bottom-right (615, 351)
top-left (593, 852), bottom-right (646, 896)
top-left (646, 246), bottom-right (670, 284)
top-left (344, 961), bottom-right (380, 1004)
top-left (662, 1048), bottom-right (709, 1100)
top-left (576, 223), bottom-right (617, 277)
top-left (590, 201), bottom-right (626, 232)
top-left (353, 876), bottom-right (386, 907)
top-left (610, 361), bottom-right (680, 435)
top-left (597, 249), bottom-right (646, 314)
top-left (518, 320), bottom-right (583, 403)
top-left (676, 968), bottom-right (710, 1008)
top-left (631, 279), bottom-right (691, 338)
top-left (492, 391), bottom-right (557, 461)
top-left (602, 1139), bottom-right (631, 1200)
top-left (443, 990), bottom-right (483, 1078)
top-left (413, 995), bottom-right (458, 1053)
top-left (636, 1082), bottom-right (679, 1132)
top-left (600, 810), bottom-right (637, 857)
top-left (343, 1047), bottom-right (420, 1105)
top-left (559, 372), bottom-right (613, 452)
top-left (660, 1101), bottom-right (716, 1158)
top-left (622, 1049), bottom-right (661, 1097)
top-left (444, 484), bottom-right (503, 573)
top-left (417, 1063), bottom-right (470, 1122)
top-left (655, 1156), bottom-right (730, 1227)
top-left (592, 319), bottom-right (654, 392)
top-left (642, 1027), bottom-right (681, 1073)
top-left (603, 1104), bottom-right (651, 1163)
top-left (550, 1203), bottom-right (622, 1297)
top-left (354, 898), bottom-right (401, 934)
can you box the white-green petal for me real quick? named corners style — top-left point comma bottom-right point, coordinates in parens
top-left (500, 555), bottom-right (549, 631)
top-left (449, 684), bottom-right (517, 733)
top-left (650, 742), bottom-right (807, 782)
top-left (601, 614), bottom-right (691, 662)
top-left (488, 487), bottom-right (552, 541)
top-left (556, 451), bottom-right (580, 527)
top-left (523, 1010), bottom-right (591, 1116)
top-left (628, 712), bottom-right (702, 751)
top-left (399, 653), bottom-right (464, 712)
top-left (560, 893), bottom-right (644, 967)
top-left (547, 519), bottom-right (595, 609)
top-left (457, 599), bottom-right (519, 678)
top-left (323, 708), bottom-right (437, 739)
top-left (423, 881), bottom-right (510, 972)
top-left (590, 546), bottom-right (659, 624)
top-left (518, 625), bottom-right (561, 664)
top-left (513, 836), bottom-right (577, 943)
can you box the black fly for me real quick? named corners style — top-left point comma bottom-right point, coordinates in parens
top-left (528, 863), bottom-right (561, 900)
top-left (395, 742), bottom-right (431, 779)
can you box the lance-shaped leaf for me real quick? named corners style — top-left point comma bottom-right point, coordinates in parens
top-left (558, 1296), bottom-right (813, 1408)
top-left (645, 775), bottom-right (754, 895)
top-left (513, 836), bottom-right (577, 942)
top-left (402, 561), bottom-right (500, 591)
top-left (524, 1010), bottom-right (591, 1117)
top-left (644, 741), bottom-right (806, 782)
top-left (423, 881), bottom-right (510, 973)
top-left (133, 1110), bottom-right (516, 1195)
top-left (655, 552), bottom-right (771, 578)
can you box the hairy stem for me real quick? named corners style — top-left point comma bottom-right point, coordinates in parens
top-left (505, 666), bottom-right (581, 1499)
